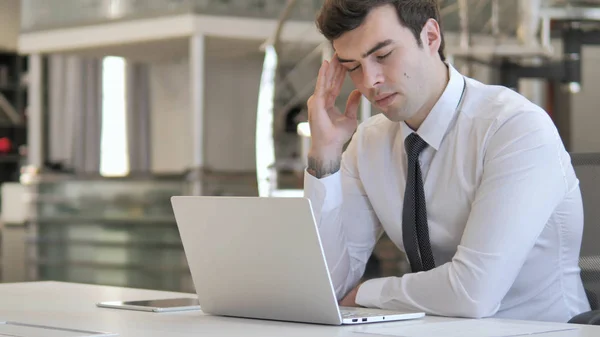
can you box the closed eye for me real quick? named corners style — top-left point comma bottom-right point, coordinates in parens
top-left (346, 50), bottom-right (392, 72)
top-left (348, 64), bottom-right (361, 72)
top-left (377, 50), bottom-right (393, 60)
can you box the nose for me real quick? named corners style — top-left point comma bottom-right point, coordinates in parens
top-left (362, 63), bottom-right (383, 90)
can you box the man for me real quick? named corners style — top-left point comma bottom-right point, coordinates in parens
top-left (304, 0), bottom-right (591, 322)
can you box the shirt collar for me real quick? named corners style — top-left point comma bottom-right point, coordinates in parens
top-left (400, 63), bottom-right (465, 151)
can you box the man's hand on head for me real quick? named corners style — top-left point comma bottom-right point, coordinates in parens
top-left (306, 54), bottom-right (361, 179)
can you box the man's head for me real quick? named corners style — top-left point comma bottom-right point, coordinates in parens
top-left (316, 0), bottom-right (447, 123)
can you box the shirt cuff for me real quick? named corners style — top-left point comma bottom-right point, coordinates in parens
top-left (303, 169), bottom-right (342, 214)
top-left (355, 277), bottom-right (389, 308)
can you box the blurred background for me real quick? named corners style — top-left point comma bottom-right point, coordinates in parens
top-left (0, 0), bottom-right (599, 293)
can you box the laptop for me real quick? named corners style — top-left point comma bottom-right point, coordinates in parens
top-left (170, 196), bottom-right (425, 325)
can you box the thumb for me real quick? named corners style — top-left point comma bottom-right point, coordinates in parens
top-left (345, 90), bottom-right (362, 120)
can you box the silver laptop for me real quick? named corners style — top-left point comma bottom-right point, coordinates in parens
top-left (171, 196), bottom-right (425, 325)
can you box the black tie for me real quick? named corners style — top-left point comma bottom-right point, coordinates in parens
top-left (402, 133), bottom-right (435, 272)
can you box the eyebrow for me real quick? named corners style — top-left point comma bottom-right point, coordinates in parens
top-left (337, 39), bottom-right (394, 63)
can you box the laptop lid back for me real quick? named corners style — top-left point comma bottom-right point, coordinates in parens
top-left (171, 196), bottom-right (343, 325)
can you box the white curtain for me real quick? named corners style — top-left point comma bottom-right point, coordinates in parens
top-left (48, 54), bottom-right (102, 173)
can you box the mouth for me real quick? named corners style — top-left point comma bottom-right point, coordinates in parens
top-left (374, 93), bottom-right (398, 108)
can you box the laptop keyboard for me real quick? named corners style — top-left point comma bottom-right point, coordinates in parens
top-left (340, 307), bottom-right (391, 318)
top-left (341, 311), bottom-right (381, 318)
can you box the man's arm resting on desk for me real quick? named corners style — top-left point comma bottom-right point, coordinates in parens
top-left (352, 111), bottom-right (568, 318)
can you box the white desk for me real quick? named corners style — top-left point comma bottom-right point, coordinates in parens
top-left (0, 281), bottom-right (598, 337)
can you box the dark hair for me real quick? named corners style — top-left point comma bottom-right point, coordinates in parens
top-left (316, 0), bottom-right (446, 61)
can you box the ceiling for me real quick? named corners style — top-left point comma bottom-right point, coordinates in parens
top-left (22, 0), bottom-right (600, 63)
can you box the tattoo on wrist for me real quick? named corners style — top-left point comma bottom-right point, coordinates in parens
top-left (307, 156), bottom-right (341, 178)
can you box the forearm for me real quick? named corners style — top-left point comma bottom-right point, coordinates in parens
top-left (304, 171), bottom-right (357, 299)
top-left (307, 156), bottom-right (341, 179)
top-left (305, 134), bottom-right (381, 300)
top-left (307, 147), bottom-right (342, 179)
top-left (356, 247), bottom-right (504, 318)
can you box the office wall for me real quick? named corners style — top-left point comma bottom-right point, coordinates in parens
top-left (149, 57), bottom-right (192, 173)
top-left (0, 0), bottom-right (19, 51)
top-left (149, 50), bottom-right (263, 173)
top-left (203, 51), bottom-right (263, 172)
top-left (571, 46), bottom-right (600, 153)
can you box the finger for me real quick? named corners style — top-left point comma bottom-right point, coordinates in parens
top-left (314, 60), bottom-right (329, 99)
top-left (306, 95), bottom-right (314, 119)
top-left (325, 56), bottom-right (337, 92)
top-left (331, 61), bottom-right (346, 98)
top-left (344, 89), bottom-right (362, 120)
top-left (326, 55), bottom-right (339, 89)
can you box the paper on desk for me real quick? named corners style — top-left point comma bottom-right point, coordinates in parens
top-left (353, 320), bottom-right (578, 337)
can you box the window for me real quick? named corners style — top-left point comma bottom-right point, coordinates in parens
top-left (100, 56), bottom-right (129, 177)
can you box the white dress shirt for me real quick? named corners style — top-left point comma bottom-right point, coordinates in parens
top-left (304, 64), bottom-right (591, 322)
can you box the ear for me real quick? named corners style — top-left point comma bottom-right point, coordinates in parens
top-left (421, 18), bottom-right (442, 57)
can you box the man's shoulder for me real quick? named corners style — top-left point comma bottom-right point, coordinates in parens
top-left (460, 78), bottom-right (552, 131)
top-left (459, 78), bottom-right (565, 161)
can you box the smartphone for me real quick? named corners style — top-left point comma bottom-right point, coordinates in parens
top-left (96, 297), bottom-right (201, 313)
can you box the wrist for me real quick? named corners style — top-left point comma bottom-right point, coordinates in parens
top-left (308, 145), bottom-right (343, 161)
top-left (307, 146), bottom-right (343, 179)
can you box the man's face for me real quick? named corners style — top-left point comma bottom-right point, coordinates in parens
top-left (333, 4), bottom-right (440, 122)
